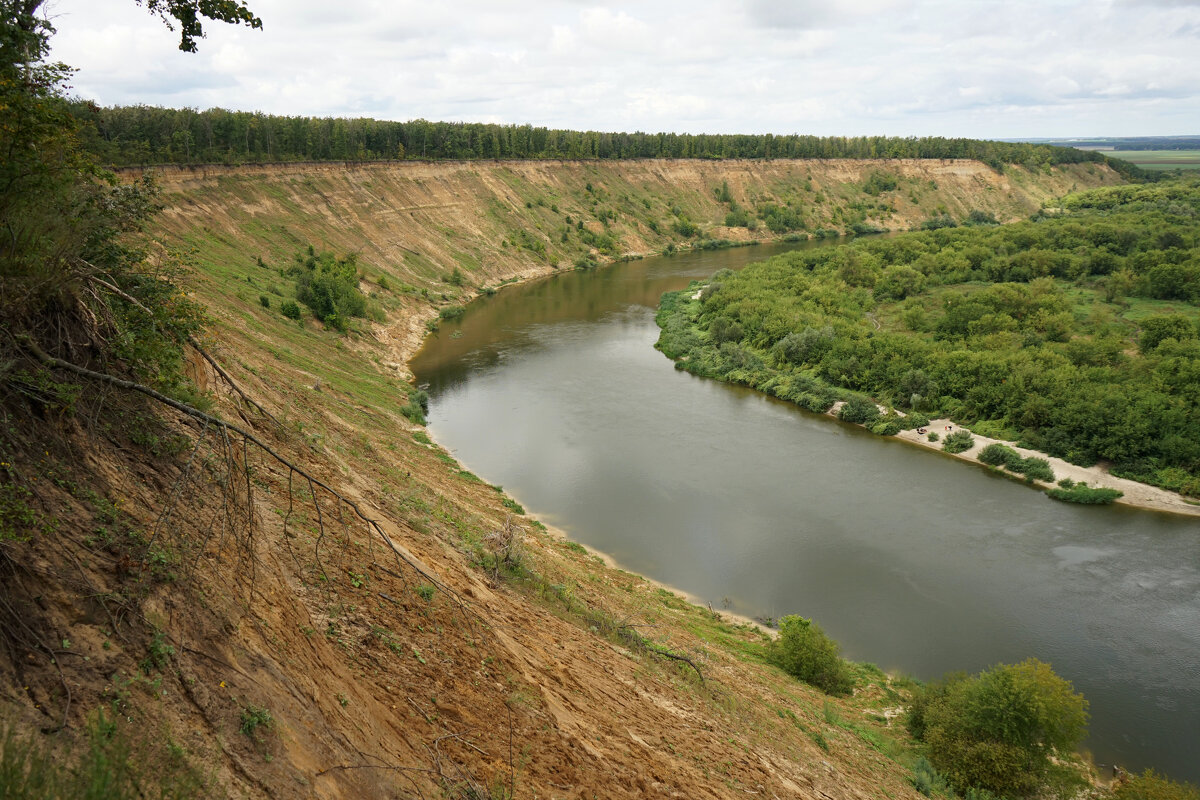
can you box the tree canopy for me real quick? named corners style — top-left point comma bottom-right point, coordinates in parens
top-left (656, 178), bottom-right (1200, 497)
top-left (66, 102), bottom-right (1145, 179)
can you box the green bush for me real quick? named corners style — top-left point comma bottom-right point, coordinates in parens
top-left (910, 659), bottom-right (1088, 797)
top-left (258, 295), bottom-right (270, 308)
top-left (927, 432), bottom-right (940, 442)
top-left (1113, 769), bottom-right (1200, 800)
top-left (838, 396), bottom-right (881, 424)
top-left (980, 445), bottom-right (1055, 482)
top-left (1046, 484), bottom-right (1123, 504)
top-left (942, 429), bottom-right (975, 454)
top-left (798, 391), bottom-right (836, 413)
top-left (708, 316), bottom-right (744, 345)
top-left (862, 171), bottom-right (899, 196)
top-left (765, 615), bottom-right (855, 696)
top-left (869, 418), bottom-right (902, 436)
top-left (439, 305), bottom-right (466, 321)
top-left (910, 756), bottom-right (955, 798)
top-left (1018, 457), bottom-right (1055, 482)
top-left (292, 248), bottom-right (367, 331)
top-left (978, 443), bottom-right (1018, 467)
top-left (239, 705), bottom-right (273, 742)
top-left (672, 218), bottom-right (700, 237)
top-left (400, 389), bottom-right (429, 425)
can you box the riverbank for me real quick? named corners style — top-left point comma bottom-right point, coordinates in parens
top-left (889, 418), bottom-right (1200, 517)
top-left (412, 240), bottom-right (1200, 784)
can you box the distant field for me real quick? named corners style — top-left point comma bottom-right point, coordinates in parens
top-left (1105, 149), bottom-right (1200, 170)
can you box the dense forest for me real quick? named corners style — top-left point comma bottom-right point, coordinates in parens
top-left (656, 179), bottom-right (1200, 497)
top-left (69, 103), bottom-right (1143, 177)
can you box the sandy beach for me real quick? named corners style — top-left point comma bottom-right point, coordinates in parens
top-left (889, 417), bottom-right (1200, 517)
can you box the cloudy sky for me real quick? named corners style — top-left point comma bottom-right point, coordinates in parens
top-left (45, 0), bottom-right (1200, 139)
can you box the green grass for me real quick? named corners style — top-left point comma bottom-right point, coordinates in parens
top-left (1106, 150), bottom-right (1200, 170)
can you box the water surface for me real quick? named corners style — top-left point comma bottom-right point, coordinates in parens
top-left (411, 243), bottom-right (1200, 781)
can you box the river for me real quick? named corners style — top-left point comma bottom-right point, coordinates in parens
top-left (410, 241), bottom-right (1200, 782)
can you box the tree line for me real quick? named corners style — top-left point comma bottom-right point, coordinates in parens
top-left (67, 103), bottom-right (1142, 178)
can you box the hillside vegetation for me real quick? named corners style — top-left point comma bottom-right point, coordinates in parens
top-left (655, 179), bottom-right (1200, 503)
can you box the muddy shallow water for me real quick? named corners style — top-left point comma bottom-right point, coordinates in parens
top-left (412, 242), bottom-right (1200, 781)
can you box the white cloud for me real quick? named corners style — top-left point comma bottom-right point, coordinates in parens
top-left (41, 0), bottom-right (1200, 137)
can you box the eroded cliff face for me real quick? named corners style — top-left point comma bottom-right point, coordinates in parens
top-left (0, 159), bottom-right (1116, 799)
top-left (134, 157), bottom-right (1118, 368)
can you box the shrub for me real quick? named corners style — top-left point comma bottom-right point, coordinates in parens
top-left (862, 171), bottom-right (899, 196)
top-left (942, 429), bottom-right (975, 454)
top-left (1018, 457), bottom-right (1055, 482)
top-left (838, 396), bottom-right (881, 424)
top-left (1046, 485), bottom-right (1123, 504)
top-left (1140, 314), bottom-right (1196, 353)
top-left (978, 443), bottom-right (1018, 467)
top-left (708, 316), bottom-right (744, 344)
top-left (798, 391), bottom-right (836, 413)
top-left (400, 389), bottom-right (429, 425)
top-left (979, 445), bottom-right (1055, 482)
top-left (870, 418), bottom-right (902, 436)
top-left (672, 218), bottom-right (700, 237)
top-left (773, 326), bottom-right (835, 365)
top-left (1113, 769), bottom-right (1200, 800)
top-left (280, 300), bottom-right (302, 320)
top-left (921, 214), bottom-right (958, 230)
top-left (724, 208), bottom-right (751, 227)
top-left (258, 295), bottom-right (270, 308)
top-left (438, 305), bottom-right (466, 321)
top-left (911, 756), bottom-right (955, 798)
top-left (293, 249), bottom-right (367, 331)
top-left (927, 432), bottom-right (939, 442)
top-left (239, 705), bottom-right (273, 742)
top-left (912, 659), bottom-right (1088, 797)
top-left (765, 615), bottom-right (855, 696)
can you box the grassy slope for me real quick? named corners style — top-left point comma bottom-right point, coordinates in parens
top-left (1, 158), bottom-right (1117, 799)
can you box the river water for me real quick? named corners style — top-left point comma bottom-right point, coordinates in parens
top-left (410, 242), bottom-right (1200, 782)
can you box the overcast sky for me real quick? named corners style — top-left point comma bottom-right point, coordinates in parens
top-left (45, 0), bottom-right (1200, 139)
